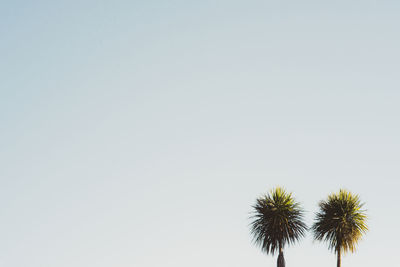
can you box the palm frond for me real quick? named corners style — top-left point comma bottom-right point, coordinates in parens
top-left (250, 187), bottom-right (307, 255)
top-left (312, 189), bottom-right (368, 254)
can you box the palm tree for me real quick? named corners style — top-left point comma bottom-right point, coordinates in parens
top-left (312, 189), bottom-right (368, 267)
top-left (249, 187), bottom-right (307, 267)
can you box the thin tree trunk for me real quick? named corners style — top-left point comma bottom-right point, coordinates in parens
top-left (277, 245), bottom-right (285, 267)
top-left (337, 249), bottom-right (341, 267)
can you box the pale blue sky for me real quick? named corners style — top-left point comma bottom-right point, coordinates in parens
top-left (1, 1), bottom-right (399, 266)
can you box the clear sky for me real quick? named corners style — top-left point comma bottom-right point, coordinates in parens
top-left (1, 1), bottom-right (399, 266)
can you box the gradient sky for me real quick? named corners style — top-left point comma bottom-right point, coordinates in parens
top-left (1, 1), bottom-right (400, 266)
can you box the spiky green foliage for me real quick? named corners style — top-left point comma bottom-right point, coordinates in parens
top-left (312, 189), bottom-right (368, 254)
top-left (250, 187), bottom-right (307, 255)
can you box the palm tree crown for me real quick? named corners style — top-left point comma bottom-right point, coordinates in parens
top-left (250, 187), bottom-right (307, 256)
top-left (312, 189), bottom-right (368, 267)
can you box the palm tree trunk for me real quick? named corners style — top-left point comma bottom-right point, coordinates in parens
top-left (337, 249), bottom-right (341, 267)
top-left (277, 245), bottom-right (285, 267)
